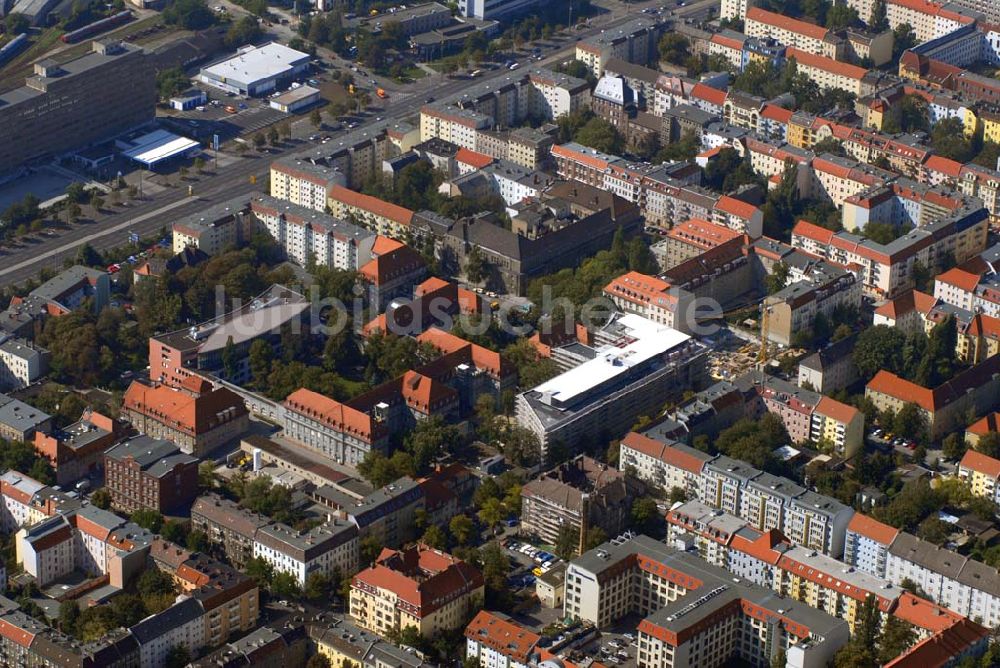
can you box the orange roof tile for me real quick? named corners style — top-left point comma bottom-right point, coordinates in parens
top-left (815, 396), bottom-right (858, 425)
top-left (620, 432), bottom-right (708, 474)
top-left (465, 611), bottom-right (540, 663)
top-left (867, 370), bottom-right (935, 412)
top-left (284, 388), bottom-right (382, 444)
top-left (787, 47), bottom-right (868, 80)
top-left (792, 219), bottom-right (835, 245)
top-left (967, 412), bottom-right (1000, 437)
top-left (846, 513), bottom-right (899, 546)
top-left (123, 381), bottom-right (247, 437)
top-left (884, 618), bottom-right (989, 668)
top-left (455, 147), bottom-right (494, 170)
top-left (329, 185), bottom-right (414, 226)
top-left (873, 290), bottom-right (935, 320)
top-left (924, 155), bottom-right (962, 178)
top-left (747, 7), bottom-right (830, 40)
top-left (710, 33), bottom-right (745, 50)
top-left (761, 104), bottom-right (794, 123)
top-left (603, 271), bottom-right (677, 309)
top-left (691, 82), bottom-right (726, 107)
top-left (667, 218), bottom-right (741, 250)
top-left (960, 449), bottom-right (1000, 479)
top-left (936, 267), bottom-right (980, 293)
top-left (551, 144), bottom-right (611, 171)
top-left (715, 195), bottom-right (759, 220)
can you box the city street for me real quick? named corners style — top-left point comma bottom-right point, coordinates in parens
top-left (0, 0), bottom-right (718, 290)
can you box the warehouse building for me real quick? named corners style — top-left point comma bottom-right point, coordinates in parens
top-left (0, 40), bottom-right (155, 176)
top-left (198, 43), bottom-right (310, 97)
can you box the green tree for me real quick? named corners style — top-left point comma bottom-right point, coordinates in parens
top-left (477, 497), bottom-right (505, 534)
top-left (130, 508), bottom-right (164, 533)
top-left (869, 0), bottom-right (888, 30)
top-left (449, 514), bottom-right (475, 545)
top-left (222, 335), bottom-right (238, 379)
top-left (658, 33), bottom-right (690, 65)
top-left (267, 126), bottom-right (280, 146)
top-left (853, 325), bottom-right (906, 381)
top-left (555, 524), bottom-right (579, 559)
top-left (4, 13), bottom-right (30, 34)
top-left (977, 432), bottom-right (1000, 459)
top-left (765, 262), bottom-right (790, 295)
top-left (90, 487), bottom-right (112, 509)
top-left (307, 655), bottom-right (333, 668)
top-left (422, 524), bottom-right (449, 550)
top-left (225, 14), bottom-right (263, 48)
top-left (825, 3), bottom-right (858, 28)
top-left (574, 117), bottom-right (624, 154)
top-left (163, 0), bottom-right (215, 29)
top-left (893, 402), bottom-right (926, 442)
top-left (58, 600), bottom-right (80, 634)
top-left (892, 23), bottom-right (916, 61)
top-left (631, 497), bottom-right (661, 535)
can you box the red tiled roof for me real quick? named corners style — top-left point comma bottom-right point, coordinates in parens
top-left (787, 47), bottom-right (868, 80)
top-left (329, 185), bottom-right (414, 226)
top-left (465, 611), bottom-right (540, 664)
top-left (924, 155), bottom-right (962, 178)
top-left (967, 412), bottom-right (1000, 437)
top-left (710, 33), bottom-right (744, 50)
top-left (284, 388), bottom-right (382, 444)
top-left (885, 616), bottom-right (988, 668)
top-left (416, 327), bottom-right (510, 379)
top-left (691, 82), bottom-right (726, 107)
top-left (960, 449), bottom-right (1000, 479)
top-left (873, 290), bottom-right (935, 320)
top-left (815, 396), bottom-right (858, 425)
top-left (936, 267), bottom-right (980, 293)
top-left (123, 381), bottom-right (247, 437)
top-left (551, 144), bottom-right (611, 170)
top-left (891, 592), bottom-right (965, 633)
top-left (620, 432), bottom-right (707, 474)
top-left (667, 219), bottom-right (741, 250)
top-left (352, 544), bottom-right (484, 617)
top-left (715, 195), bottom-right (758, 220)
top-left (358, 237), bottom-right (425, 287)
top-left (792, 219), bottom-right (835, 246)
top-left (400, 370), bottom-right (457, 414)
top-left (455, 148), bottom-right (494, 170)
top-left (761, 104), bottom-right (794, 123)
top-left (746, 7), bottom-right (830, 40)
top-left (846, 513), bottom-right (899, 546)
top-left (867, 370), bottom-right (935, 412)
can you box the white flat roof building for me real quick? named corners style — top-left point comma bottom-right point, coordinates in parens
top-left (199, 42), bottom-right (310, 97)
top-left (517, 313), bottom-right (708, 459)
top-left (119, 129), bottom-right (200, 167)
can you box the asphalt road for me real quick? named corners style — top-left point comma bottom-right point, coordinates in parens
top-left (0, 0), bottom-right (718, 290)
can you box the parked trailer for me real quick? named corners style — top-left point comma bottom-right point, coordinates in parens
top-left (61, 10), bottom-right (133, 44)
top-left (0, 33), bottom-right (30, 67)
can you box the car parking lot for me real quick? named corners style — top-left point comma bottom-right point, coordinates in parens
top-left (502, 538), bottom-right (563, 589)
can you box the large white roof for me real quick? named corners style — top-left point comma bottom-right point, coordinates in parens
top-left (533, 314), bottom-right (690, 406)
top-left (201, 42), bottom-right (309, 85)
top-left (121, 130), bottom-right (200, 166)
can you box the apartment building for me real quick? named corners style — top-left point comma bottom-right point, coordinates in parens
top-left (351, 544), bottom-right (484, 638)
top-left (791, 203), bottom-right (989, 300)
top-left (563, 535), bottom-right (849, 667)
top-left (357, 236), bottom-right (427, 311)
top-left (0, 470), bottom-right (79, 534)
top-left (1, 265), bottom-right (110, 337)
top-left (957, 449), bottom-right (1000, 504)
top-left (253, 520), bottom-right (359, 586)
top-left (745, 8), bottom-right (842, 58)
top-left (171, 195), bottom-right (255, 255)
top-left (122, 378), bottom-right (249, 457)
top-left (32, 408), bottom-right (120, 487)
top-left (967, 412), bottom-right (1000, 447)
top-left (104, 435), bottom-right (198, 514)
top-left (327, 185), bottom-right (415, 240)
top-left (15, 505), bottom-right (153, 587)
top-left (282, 388), bottom-right (388, 467)
top-left (618, 432), bottom-right (712, 496)
top-left (785, 47), bottom-right (869, 95)
top-left (0, 337), bottom-right (47, 391)
top-left (602, 272), bottom-right (696, 334)
top-left (865, 355), bottom-right (1000, 439)
top-left (763, 257), bottom-right (863, 349)
top-left (652, 219), bottom-right (742, 271)
top-left (311, 617), bottom-right (432, 668)
top-left (130, 597), bottom-right (205, 668)
top-left (575, 17), bottom-right (662, 76)
top-left (797, 334), bottom-right (860, 394)
top-left (250, 193), bottom-right (377, 270)
top-left (149, 285), bottom-right (311, 387)
top-left (314, 476), bottom-right (425, 548)
top-left (191, 494), bottom-right (271, 568)
top-left (521, 456), bottom-right (643, 550)
top-left (0, 393), bottom-right (51, 443)
top-left (843, 513), bottom-right (900, 578)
